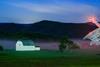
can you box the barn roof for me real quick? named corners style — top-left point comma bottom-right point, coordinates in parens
top-left (18, 39), bottom-right (35, 46)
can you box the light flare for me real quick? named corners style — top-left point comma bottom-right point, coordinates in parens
top-left (87, 16), bottom-right (100, 28)
top-left (87, 16), bottom-right (96, 23)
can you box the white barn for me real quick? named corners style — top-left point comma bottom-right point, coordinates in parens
top-left (16, 40), bottom-right (40, 51)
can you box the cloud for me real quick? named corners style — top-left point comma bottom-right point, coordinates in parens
top-left (2, 0), bottom-right (99, 23)
top-left (7, 1), bottom-right (98, 14)
top-left (6, 2), bottom-right (62, 14)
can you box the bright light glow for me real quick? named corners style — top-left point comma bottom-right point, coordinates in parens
top-left (87, 16), bottom-right (100, 28)
top-left (16, 40), bottom-right (40, 51)
top-left (88, 16), bottom-right (96, 23)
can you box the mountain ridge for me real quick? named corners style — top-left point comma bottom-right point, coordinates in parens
top-left (0, 20), bottom-right (98, 39)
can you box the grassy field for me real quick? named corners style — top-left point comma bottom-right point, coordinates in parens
top-left (0, 50), bottom-right (100, 67)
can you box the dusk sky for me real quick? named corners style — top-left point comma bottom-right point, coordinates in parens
top-left (0, 0), bottom-right (100, 24)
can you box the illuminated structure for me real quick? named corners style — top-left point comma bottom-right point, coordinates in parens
top-left (83, 16), bottom-right (100, 46)
top-left (16, 40), bottom-right (40, 51)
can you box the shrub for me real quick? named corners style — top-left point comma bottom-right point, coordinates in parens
top-left (0, 45), bottom-right (3, 51)
top-left (59, 43), bottom-right (66, 52)
top-left (69, 43), bottom-right (80, 49)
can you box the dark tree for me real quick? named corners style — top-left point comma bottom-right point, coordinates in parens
top-left (0, 45), bottom-right (3, 51)
top-left (59, 36), bottom-right (69, 52)
top-left (59, 36), bottom-right (80, 52)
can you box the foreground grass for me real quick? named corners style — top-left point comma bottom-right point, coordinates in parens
top-left (0, 50), bottom-right (100, 67)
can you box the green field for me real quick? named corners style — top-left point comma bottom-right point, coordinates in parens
top-left (0, 50), bottom-right (100, 67)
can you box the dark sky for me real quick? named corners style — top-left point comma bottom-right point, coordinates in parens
top-left (0, 0), bottom-right (100, 24)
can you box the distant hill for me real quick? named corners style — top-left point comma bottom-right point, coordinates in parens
top-left (0, 20), bottom-right (98, 39)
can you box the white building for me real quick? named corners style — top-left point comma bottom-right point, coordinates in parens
top-left (83, 28), bottom-right (100, 46)
top-left (16, 40), bottom-right (40, 51)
